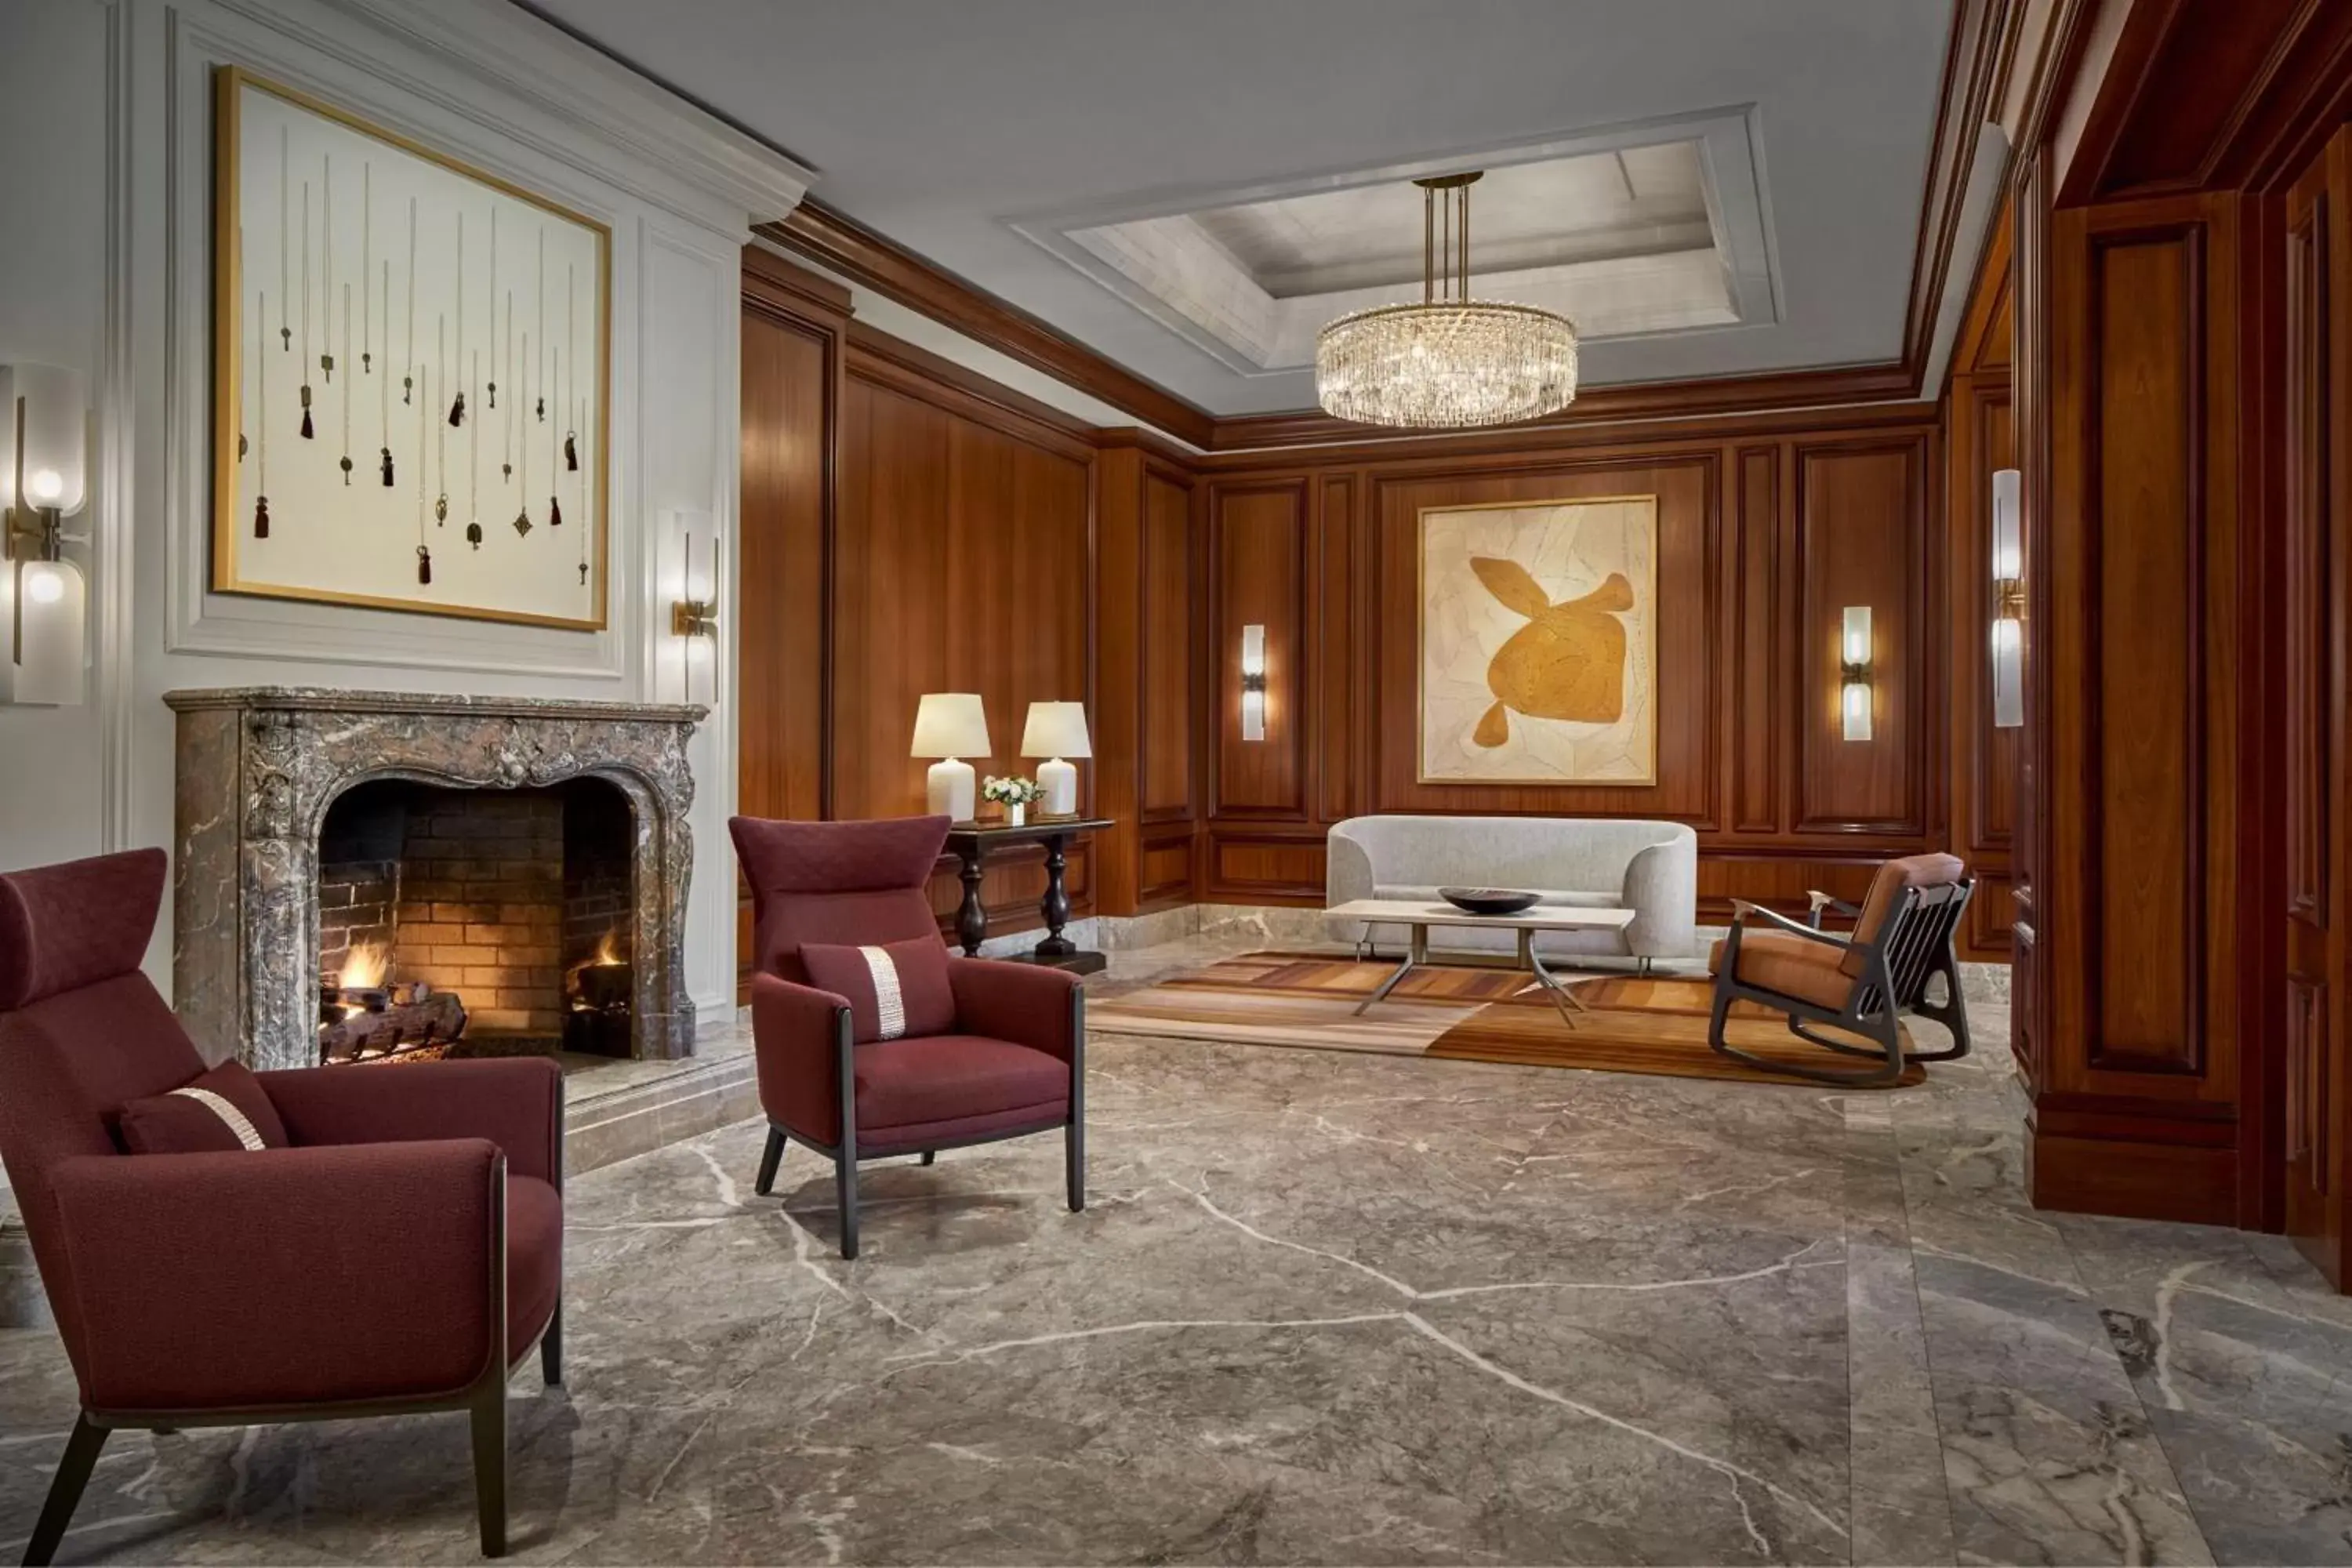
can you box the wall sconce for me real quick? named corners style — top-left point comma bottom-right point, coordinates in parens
top-left (1990, 467), bottom-right (2024, 729)
top-left (1840, 605), bottom-right (1873, 742)
top-left (669, 525), bottom-right (719, 706)
top-left (1240, 623), bottom-right (1267, 742)
top-left (0, 362), bottom-right (89, 707)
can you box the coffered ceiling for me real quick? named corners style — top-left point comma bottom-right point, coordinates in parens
top-left (528, 0), bottom-right (1958, 417)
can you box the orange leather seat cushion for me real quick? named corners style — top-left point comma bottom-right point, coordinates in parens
top-left (1708, 931), bottom-right (1857, 1010)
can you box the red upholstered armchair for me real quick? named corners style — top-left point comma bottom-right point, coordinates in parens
top-left (730, 815), bottom-right (1084, 1258)
top-left (0, 850), bottom-right (562, 1564)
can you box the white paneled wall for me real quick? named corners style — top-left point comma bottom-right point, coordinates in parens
top-left (0, 0), bottom-right (808, 1022)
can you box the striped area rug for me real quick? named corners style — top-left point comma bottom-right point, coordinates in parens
top-left (1091, 951), bottom-right (1925, 1088)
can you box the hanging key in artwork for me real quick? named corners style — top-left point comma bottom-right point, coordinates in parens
top-left (360, 164), bottom-right (373, 375)
top-left (434, 317), bottom-right (449, 524)
top-left (564, 263), bottom-right (579, 471)
top-left (339, 282), bottom-right (354, 485)
top-left (320, 155), bottom-right (336, 385)
top-left (299, 179), bottom-right (314, 438)
top-left (278, 126), bottom-right (292, 354)
top-left (448, 212), bottom-right (467, 427)
top-left (468, 347), bottom-right (484, 550)
top-left (255, 288), bottom-right (270, 538)
top-left (514, 327), bottom-right (532, 536)
top-left (402, 198), bottom-right (416, 405)
top-left (416, 347), bottom-right (430, 583)
top-left (379, 260), bottom-right (394, 486)
top-left (501, 286), bottom-right (514, 481)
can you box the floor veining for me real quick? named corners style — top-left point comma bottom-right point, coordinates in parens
top-left (3, 947), bottom-right (2349, 1565)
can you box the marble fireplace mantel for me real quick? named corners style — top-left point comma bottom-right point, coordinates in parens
top-left (167, 687), bottom-right (707, 1072)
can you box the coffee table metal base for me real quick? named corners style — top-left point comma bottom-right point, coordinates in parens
top-left (1352, 923), bottom-right (1591, 1026)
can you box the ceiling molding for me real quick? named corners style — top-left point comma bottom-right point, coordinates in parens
top-left (758, 7), bottom-right (2024, 456)
top-left (758, 202), bottom-right (1219, 448)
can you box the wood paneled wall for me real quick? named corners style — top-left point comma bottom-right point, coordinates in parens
top-left (1945, 208), bottom-right (2023, 960)
top-left (735, 249), bottom-right (1105, 996)
top-left (1188, 408), bottom-right (1949, 915)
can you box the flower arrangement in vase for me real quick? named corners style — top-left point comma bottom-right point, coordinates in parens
top-left (982, 774), bottom-right (1044, 827)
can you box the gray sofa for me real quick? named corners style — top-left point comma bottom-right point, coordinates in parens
top-left (1325, 815), bottom-right (1699, 964)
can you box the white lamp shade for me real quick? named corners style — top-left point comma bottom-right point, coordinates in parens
top-left (910, 692), bottom-right (991, 759)
top-left (0, 362), bottom-right (89, 516)
top-left (1991, 468), bottom-right (2023, 580)
top-left (0, 557), bottom-right (86, 706)
top-left (1020, 700), bottom-right (1092, 760)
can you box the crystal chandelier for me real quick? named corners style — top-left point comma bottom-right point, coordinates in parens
top-left (1315, 172), bottom-right (1579, 430)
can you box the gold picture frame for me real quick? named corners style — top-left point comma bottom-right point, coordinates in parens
top-left (1416, 494), bottom-right (1660, 786)
top-left (211, 66), bottom-right (612, 630)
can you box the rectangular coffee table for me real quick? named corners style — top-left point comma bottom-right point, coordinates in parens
top-left (1325, 898), bottom-right (1637, 1026)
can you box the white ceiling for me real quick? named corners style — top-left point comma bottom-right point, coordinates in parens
top-left (528, 0), bottom-right (1957, 416)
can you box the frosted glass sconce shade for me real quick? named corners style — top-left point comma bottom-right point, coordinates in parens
top-left (2, 361), bottom-right (89, 706)
top-left (1240, 624), bottom-right (1267, 742)
top-left (1840, 606), bottom-right (1873, 742)
top-left (1990, 467), bottom-right (2024, 729)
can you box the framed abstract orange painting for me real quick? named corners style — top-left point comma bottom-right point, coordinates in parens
top-left (1417, 495), bottom-right (1659, 785)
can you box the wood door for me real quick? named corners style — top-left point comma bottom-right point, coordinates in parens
top-left (2283, 132), bottom-right (2352, 1283)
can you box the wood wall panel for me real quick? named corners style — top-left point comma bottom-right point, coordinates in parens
top-left (1795, 440), bottom-right (1931, 833)
top-left (1142, 471), bottom-right (1195, 819)
top-left (1210, 482), bottom-right (1309, 818)
top-left (2089, 229), bottom-right (2205, 1072)
top-left (1733, 446), bottom-right (1780, 833)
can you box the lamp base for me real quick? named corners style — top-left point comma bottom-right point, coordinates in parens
top-left (1036, 756), bottom-right (1077, 817)
top-left (926, 757), bottom-right (977, 824)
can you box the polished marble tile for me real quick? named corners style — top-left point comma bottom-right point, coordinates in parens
top-left (1, 943), bottom-right (2344, 1565)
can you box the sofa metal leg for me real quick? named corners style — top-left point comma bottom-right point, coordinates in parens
top-left (835, 1152), bottom-right (859, 1259)
top-left (753, 1127), bottom-right (786, 1197)
top-left (470, 1381), bottom-right (507, 1559)
top-left (540, 1304), bottom-right (562, 1387)
top-left (22, 1414), bottom-right (107, 1566)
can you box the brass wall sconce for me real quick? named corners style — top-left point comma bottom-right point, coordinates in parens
top-left (1840, 605), bottom-right (1873, 742)
top-left (1, 362), bottom-right (89, 707)
top-left (670, 524), bottom-right (719, 705)
top-left (1990, 467), bottom-right (2024, 728)
top-left (1240, 623), bottom-right (1267, 742)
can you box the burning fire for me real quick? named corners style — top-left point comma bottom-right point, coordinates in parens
top-left (339, 942), bottom-right (390, 990)
top-left (565, 928), bottom-right (626, 992)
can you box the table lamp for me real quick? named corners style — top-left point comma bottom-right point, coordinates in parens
top-left (911, 692), bottom-right (991, 823)
top-left (1021, 701), bottom-right (1091, 818)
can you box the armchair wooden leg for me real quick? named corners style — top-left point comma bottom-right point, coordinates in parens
top-left (1704, 975), bottom-right (1736, 1058)
top-left (470, 1381), bottom-right (507, 1558)
top-left (753, 1127), bottom-right (786, 1197)
top-left (540, 1304), bottom-right (562, 1386)
top-left (919, 1150), bottom-right (935, 1167)
top-left (22, 1414), bottom-right (107, 1566)
top-left (835, 1152), bottom-right (859, 1259)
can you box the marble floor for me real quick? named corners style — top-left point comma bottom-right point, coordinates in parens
top-left (5, 946), bottom-right (2352, 1565)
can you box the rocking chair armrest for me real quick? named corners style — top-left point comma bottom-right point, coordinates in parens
top-left (1729, 899), bottom-right (1862, 953)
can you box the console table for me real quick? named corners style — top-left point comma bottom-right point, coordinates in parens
top-left (943, 817), bottom-right (1112, 974)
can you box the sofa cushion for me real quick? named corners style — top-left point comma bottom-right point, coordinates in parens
top-left (854, 1033), bottom-right (1069, 1134)
top-left (117, 1060), bottom-right (289, 1154)
top-left (802, 937), bottom-right (957, 1043)
top-left (1708, 932), bottom-right (1856, 1011)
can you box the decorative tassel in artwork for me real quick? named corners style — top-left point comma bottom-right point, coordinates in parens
top-left (380, 446), bottom-right (394, 487)
top-left (448, 389), bottom-right (466, 428)
top-left (254, 495), bottom-right (270, 538)
top-left (513, 507), bottom-right (532, 538)
top-left (549, 494), bottom-right (561, 528)
top-left (299, 383), bottom-right (314, 440)
top-left (564, 430), bottom-right (578, 472)
top-left (416, 545), bottom-right (432, 585)
top-left (536, 395), bottom-right (546, 423)
top-left (466, 521), bottom-right (483, 550)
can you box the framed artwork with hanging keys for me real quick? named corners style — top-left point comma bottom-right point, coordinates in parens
top-left (210, 66), bottom-right (610, 630)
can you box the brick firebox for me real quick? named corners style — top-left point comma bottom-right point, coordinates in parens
top-left (319, 779), bottom-right (633, 1044)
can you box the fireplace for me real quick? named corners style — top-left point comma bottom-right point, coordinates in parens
top-left (314, 778), bottom-right (635, 1063)
top-left (169, 688), bottom-right (705, 1071)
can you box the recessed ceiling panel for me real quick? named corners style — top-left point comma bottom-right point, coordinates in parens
top-left (1018, 111), bottom-right (1773, 377)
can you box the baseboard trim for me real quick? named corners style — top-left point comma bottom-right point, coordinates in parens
top-left (2027, 1123), bottom-right (2239, 1227)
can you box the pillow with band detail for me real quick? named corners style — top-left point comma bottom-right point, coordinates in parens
top-left (800, 937), bottom-right (957, 1044)
top-left (117, 1060), bottom-right (290, 1154)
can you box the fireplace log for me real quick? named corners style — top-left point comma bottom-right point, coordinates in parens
top-left (321, 991), bottom-right (469, 1062)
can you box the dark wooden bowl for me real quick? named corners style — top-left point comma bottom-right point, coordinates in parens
top-left (1438, 887), bottom-right (1541, 916)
